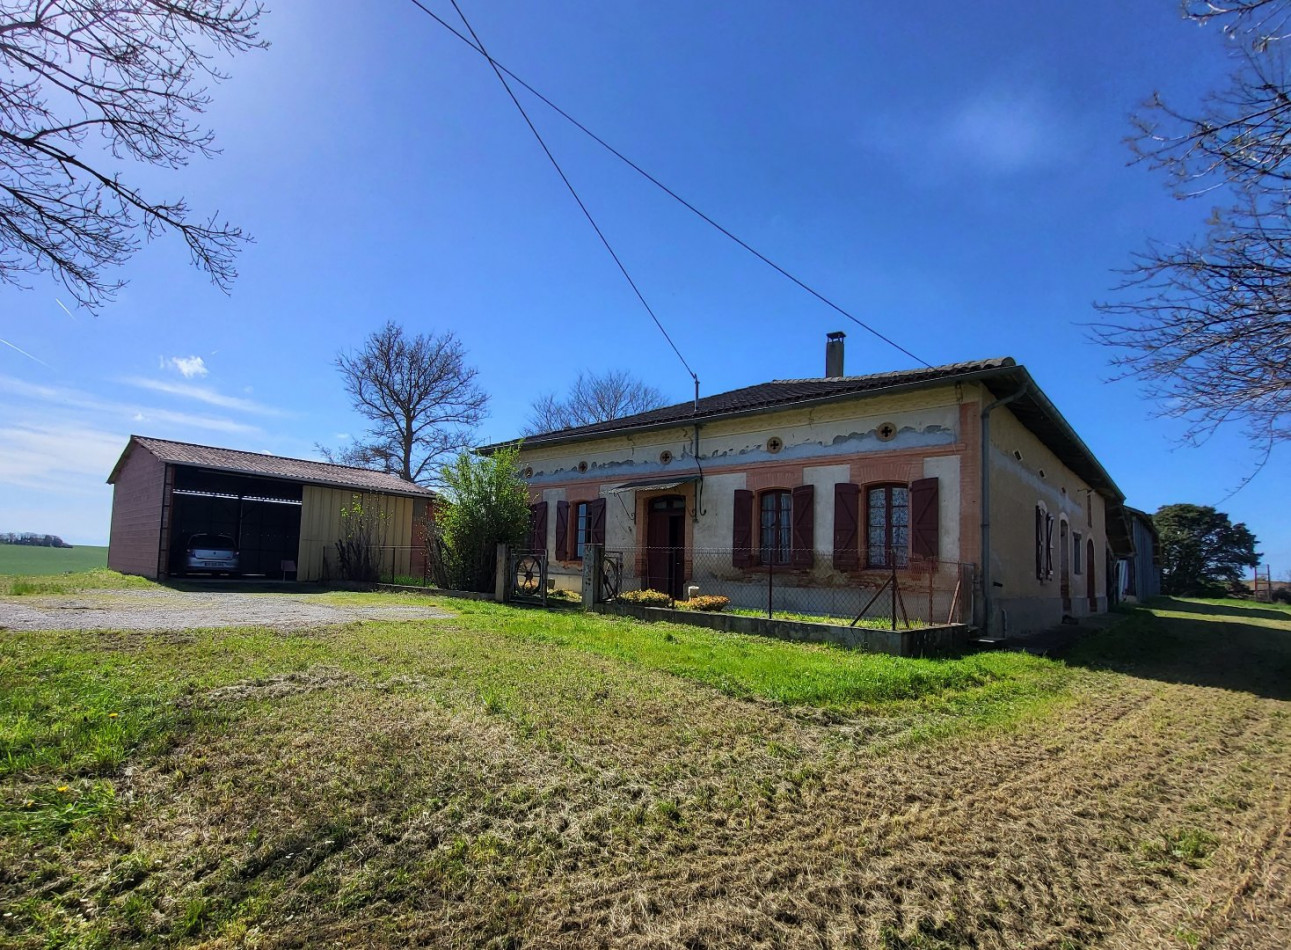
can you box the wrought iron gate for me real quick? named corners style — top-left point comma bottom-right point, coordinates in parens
top-left (597, 551), bottom-right (623, 603)
top-left (509, 550), bottom-right (548, 605)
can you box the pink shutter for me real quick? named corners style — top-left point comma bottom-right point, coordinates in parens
top-left (791, 485), bottom-right (814, 568)
top-left (588, 498), bottom-right (606, 546)
top-left (732, 489), bottom-right (754, 567)
top-left (833, 483), bottom-right (860, 570)
top-left (554, 500), bottom-right (570, 561)
top-left (910, 477), bottom-right (939, 560)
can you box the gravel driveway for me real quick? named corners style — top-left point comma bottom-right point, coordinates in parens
top-left (0, 587), bottom-right (454, 632)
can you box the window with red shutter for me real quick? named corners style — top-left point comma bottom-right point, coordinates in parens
top-left (732, 489), bottom-right (754, 567)
top-left (833, 483), bottom-right (860, 570)
top-left (554, 500), bottom-right (570, 561)
top-left (791, 484), bottom-right (814, 568)
top-left (588, 497), bottom-right (606, 546)
top-left (910, 477), bottom-right (939, 560)
top-left (528, 501), bottom-right (548, 553)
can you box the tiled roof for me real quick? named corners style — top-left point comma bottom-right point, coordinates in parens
top-left (506, 357), bottom-right (1016, 448)
top-left (111, 436), bottom-right (435, 497)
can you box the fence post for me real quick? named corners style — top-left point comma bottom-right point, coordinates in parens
top-left (582, 543), bottom-right (602, 611)
top-left (890, 557), bottom-right (898, 631)
top-left (767, 553), bottom-right (774, 619)
top-left (495, 543), bottom-right (509, 603)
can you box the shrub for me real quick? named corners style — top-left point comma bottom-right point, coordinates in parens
top-left (1272, 588), bottom-right (1291, 604)
top-left (619, 589), bottom-right (671, 607)
top-left (685, 595), bottom-right (730, 613)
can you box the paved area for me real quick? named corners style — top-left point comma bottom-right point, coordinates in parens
top-left (0, 587), bottom-right (454, 632)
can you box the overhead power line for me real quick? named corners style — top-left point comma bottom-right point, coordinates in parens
top-left (403, 0), bottom-right (932, 370)
top-left (426, 0), bottom-right (700, 387)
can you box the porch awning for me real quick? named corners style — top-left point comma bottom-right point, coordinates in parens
top-left (606, 474), bottom-right (701, 494)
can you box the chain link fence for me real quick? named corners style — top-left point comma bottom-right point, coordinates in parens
top-left (612, 546), bottom-right (972, 629)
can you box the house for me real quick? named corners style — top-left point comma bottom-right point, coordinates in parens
top-left (487, 334), bottom-right (1131, 637)
top-left (106, 436), bottom-right (435, 582)
top-left (1115, 506), bottom-right (1162, 603)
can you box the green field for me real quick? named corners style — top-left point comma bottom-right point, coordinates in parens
top-left (0, 544), bottom-right (108, 575)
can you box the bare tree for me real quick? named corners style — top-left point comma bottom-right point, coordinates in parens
top-left (0, 1), bottom-right (266, 310)
top-left (322, 322), bottom-right (488, 485)
top-left (1093, 0), bottom-right (1291, 449)
top-left (525, 369), bottom-right (666, 434)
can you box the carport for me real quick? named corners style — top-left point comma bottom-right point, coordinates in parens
top-left (106, 436), bottom-right (435, 581)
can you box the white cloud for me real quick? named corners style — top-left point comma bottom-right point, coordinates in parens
top-left (167, 355), bottom-right (209, 378)
top-left (0, 422), bottom-right (125, 495)
top-left (120, 377), bottom-right (285, 416)
top-left (943, 89), bottom-right (1070, 173)
top-left (0, 375), bottom-right (262, 435)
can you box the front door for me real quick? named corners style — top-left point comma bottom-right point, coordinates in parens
top-left (645, 495), bottom-right (686, 599)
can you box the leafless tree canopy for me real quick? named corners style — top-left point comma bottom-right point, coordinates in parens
top-left (322, 322), bottom-right (489, 485)
top-left (525, 369), bottom-right (666, 434)
top-left (0, 1), bottom-right (265, 310)
top-left (1093, 0), bottom-right (1291, 447)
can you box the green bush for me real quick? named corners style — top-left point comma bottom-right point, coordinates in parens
top-left (619, 589), bottom-right (671, 607)
top-left (683, 595), bottom-right (730, 613)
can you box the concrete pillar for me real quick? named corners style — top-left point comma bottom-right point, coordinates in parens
top-left (495, 543), bottom-right (510, 603)
top-left (581, 543), bottom-right (602, 610)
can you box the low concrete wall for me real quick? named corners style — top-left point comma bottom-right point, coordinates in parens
top-left (595, 603), bottom-right (969, 657)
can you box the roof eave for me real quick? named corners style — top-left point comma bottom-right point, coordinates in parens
top-left (482, 364), bottom-right (1020, 455)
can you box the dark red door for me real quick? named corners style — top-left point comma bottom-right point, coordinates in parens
top-left (646, 495), bottom-right (686, 598)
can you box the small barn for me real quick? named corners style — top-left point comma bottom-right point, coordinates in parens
top-left (106, 436), bottom-right (435, 582)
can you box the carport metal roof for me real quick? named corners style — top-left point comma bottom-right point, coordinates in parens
top-left (107, 436), bottom-right (436, 499)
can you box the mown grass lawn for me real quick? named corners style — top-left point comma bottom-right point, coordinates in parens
top-left (2, 575), bottom-right (1289, 949)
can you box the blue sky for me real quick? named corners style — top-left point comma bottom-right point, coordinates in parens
top-left (1, 0), bottom-right (1286, 573)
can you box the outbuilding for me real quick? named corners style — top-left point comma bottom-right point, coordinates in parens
top-left (106, 436), bottom-right (434, 582)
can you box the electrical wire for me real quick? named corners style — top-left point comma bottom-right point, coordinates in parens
top-left (403, 0), bottom-right (932, 369)
top-left (436, 0), bottom-right (699, 386)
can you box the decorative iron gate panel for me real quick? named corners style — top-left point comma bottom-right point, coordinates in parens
top-left (598, 551), bottom-right (623, 603)
top-left (510, 551), bottom-right (548, 605)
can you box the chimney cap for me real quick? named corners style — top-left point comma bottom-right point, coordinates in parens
top-left (827, 331), bottom-right (846, 341)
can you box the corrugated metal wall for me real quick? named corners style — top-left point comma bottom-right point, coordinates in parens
top-left (296, 486), bottom-right (415, 581)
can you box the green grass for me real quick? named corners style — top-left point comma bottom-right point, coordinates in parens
top-left (0, 568), bottom-right (151, 596)
top-left (5, 582), bottom-right (1287, 947)
top-left (0, 544), bottom-right (108, 576)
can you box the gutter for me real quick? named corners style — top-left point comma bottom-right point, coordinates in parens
top-left (979, 380), bottom-right (1030, 636)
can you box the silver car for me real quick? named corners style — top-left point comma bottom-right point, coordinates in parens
top-left (184, 533), bottom-right (239, 575)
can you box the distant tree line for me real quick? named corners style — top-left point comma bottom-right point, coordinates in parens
top-left (0, 533), bottom-right (73, 548)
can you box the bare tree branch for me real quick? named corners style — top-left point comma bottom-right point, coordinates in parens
top-left (0, 0), bottom-right (266, 310)
top-left (524, 369), bottom-right (666, 435)
top-left (1093, 0), bottom-right (1291, 453)
top-left (321, 322), bottom-right (489, 486)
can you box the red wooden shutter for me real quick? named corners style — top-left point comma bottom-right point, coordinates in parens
top-left (529, 501), bottom-right (548, 553)
top-left (732, 489), bottom-right (754, 567)
top-left (910, 477), bottom-right (939, 560)
top-left (588, 498), bottom-right (606, 546)
top-left (554, 500), bottom-right (570, 561)
top-left (833, 483), bottom-right (860, 570)
top-left (1044, 513), bottom-right (1055, 578)
top-left (791, 484), bottom-right (814, 568)
top-left (1038, 506), bottom-right (1047, 579)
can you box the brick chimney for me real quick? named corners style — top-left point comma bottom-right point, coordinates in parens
top-left (825, 331), bottom-right (846, 377)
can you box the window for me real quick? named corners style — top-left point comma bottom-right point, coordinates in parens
top-left (574, 501), bottom-right (590, 559)
top-left (867, 485), bottom-right (909, 567)
top-left (759, 490), bottom-right (792, 565)
top-left (1073, 532), bottom-right (1083, 574)
top-left (1035, 504), bottom-right (1054, 580)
